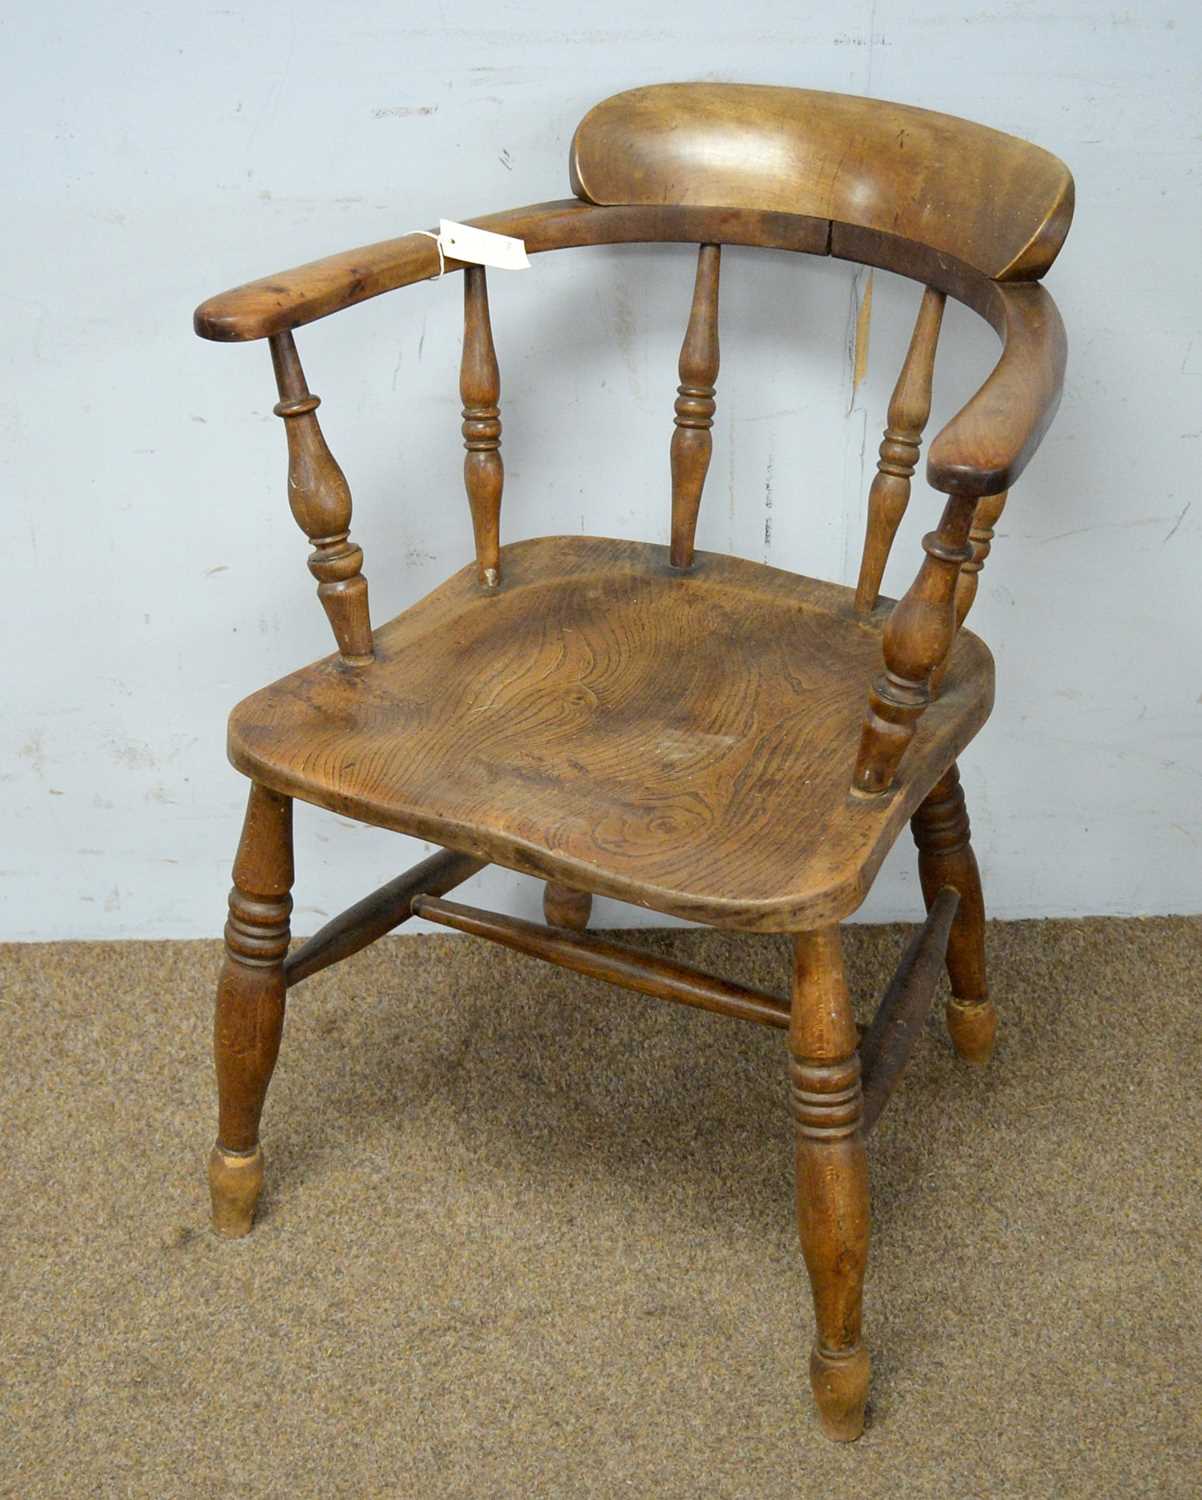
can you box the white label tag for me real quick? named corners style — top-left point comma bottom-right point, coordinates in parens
top-left (438, 218), bottom-right (530, 271)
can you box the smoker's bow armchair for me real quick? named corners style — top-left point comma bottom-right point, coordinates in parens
top-left (194, 83), bottom-right (1071, 1440)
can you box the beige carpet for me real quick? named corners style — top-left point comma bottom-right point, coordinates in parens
top-left (2, 917), bottom-right (1200, 1498)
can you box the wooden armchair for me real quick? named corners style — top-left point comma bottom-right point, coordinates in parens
top-left (194, 83), bottom-right (1071, 1441)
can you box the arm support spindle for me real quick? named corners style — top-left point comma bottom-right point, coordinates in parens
top-left (670, 243), bottom-right (721, 569)
top-left (854, 286), bottom-right (945, 613)
top-left (929, 489), bottom-right (1009, 696)
top-left (460, 266), bottom-right (503, 587)
top-left (852, 494), bottom-right (976, 795)
top-left (269, 331), bottom-right (373, 664)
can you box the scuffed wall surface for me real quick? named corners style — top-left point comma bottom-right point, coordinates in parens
top-left (2, 2), bottom-right (1199, 938)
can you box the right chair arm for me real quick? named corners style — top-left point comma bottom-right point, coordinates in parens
top-left (853, 281), bottom-right (1067, 795)
top-left (926, 282), bottom-right (1067, 498)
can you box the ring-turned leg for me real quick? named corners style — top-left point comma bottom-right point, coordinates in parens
top-left (910, 763), bottom-right (996, 1065)
top-left (789, 927), bottom-right (871, 1441)
top-left (542, 881), bottom-right (592, 931)
top-left (208, 782), bottom-right (294, 1237)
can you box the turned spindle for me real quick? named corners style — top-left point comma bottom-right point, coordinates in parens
top-left (854, 287), bottom-right (945, 614)
top-left (268, 331), bottom-right (373, 665)
top-left (852, 494), bottom-right (976, 795)
top-left (670, 243), bottom-right (721, 569)
top-left (461, 266), bottom-right (503, 588)
top-left (930, 489), bottom-right (1009, 696)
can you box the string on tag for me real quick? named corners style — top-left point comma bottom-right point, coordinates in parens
top-left (411, 229), bottom-right (445, 279)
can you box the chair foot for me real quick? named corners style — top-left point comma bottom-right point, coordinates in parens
top-left (946, 997), bottom-right (997, 1066)
top-left (810, 1344), bottom-right (871, 1441)
top-left (208, 1144), bottom-right (265, 1238)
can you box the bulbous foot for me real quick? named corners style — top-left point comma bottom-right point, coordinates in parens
top-left (809, 1344), bottom-right (870, 1441)
top-left (208, 1144), bottom-right (265, 1238)
top-left (946, 997), bottom-right (997, 1066)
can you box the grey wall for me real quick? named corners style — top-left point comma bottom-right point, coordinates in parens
top-left (4, 1), bottom-right (1199, 938)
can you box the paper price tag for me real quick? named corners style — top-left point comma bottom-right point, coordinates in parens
top-left (438, 219), bottom-right (530, 271)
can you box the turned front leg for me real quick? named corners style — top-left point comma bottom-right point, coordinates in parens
top-left (910, 764), bottom-right (996, 1064)
top-left (209, 783), bottom-right (294, 1237)
top-left (789, 927), bottom-right (871, 1441)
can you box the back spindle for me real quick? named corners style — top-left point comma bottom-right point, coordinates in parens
top-left (268, 331), bottom-right (373, 665)
top-left (460, 266), bottom-right (503, 587)
top-left (670, 243), bottom-right (721, 569)
top-left (854, 287), bottom-right (945, 613)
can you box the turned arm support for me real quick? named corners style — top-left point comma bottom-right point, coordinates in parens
top-left (269, 331), bottom-right (373, 663)
top-left (852, 283), bottom-right (1066, 794)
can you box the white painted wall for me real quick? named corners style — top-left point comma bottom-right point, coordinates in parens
top-left (3, 1), bottom-right (1199, 940)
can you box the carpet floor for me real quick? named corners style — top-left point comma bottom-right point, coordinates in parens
top-left (2, 916), bottom-right (1200, 1499)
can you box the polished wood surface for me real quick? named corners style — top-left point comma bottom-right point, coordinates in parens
top-left (930, 490), bottom-right (1009, 695)
top-left (195, 207), bottom-right (1064, 506)
top-left (911, 764), bottom-right (996, 1064)
top-left (194, 81), bottom-right (1072, 1439)
top-left (284, 848), bottom-right (484, 989)
top-left (859, 886), bottom-right (959, 1133)
top-left (460, 266), bottom-right (503, 587)
top-left (855, 287), bottom-right (945, 613)
top-left (269, 332), bottom-right (373, 664)
top-left (209, 783), bottom-right (293, 1237)
top-left (570, 84), bottom-right (1073, 280)
top-left (853, 495), bottom-right (977, 795)
top-left (193, 201), bottom-right (827, 343)
top-left (412, 894), bottom-right (792, 1029)
top-left (228, 536), bottom-right (993, 931)
top-left (669, 243), bottom-right (720, 569)
top-left (789, 927), bottom-right (870, 1440)
top-left (542, 882), bottom-right (592, 931)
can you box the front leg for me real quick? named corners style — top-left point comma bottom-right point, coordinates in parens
top-left (208, 782), bottom-right (294, 1237)
top-left (789, 927), bottom-right (871, 1441)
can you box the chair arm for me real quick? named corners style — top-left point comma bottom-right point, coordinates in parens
top-left (192, 199), bottom-right (832, 342)
top-left (193, 199), bottom-right (595, 342)
top-left (925, 282), bottom-right (1067, 497)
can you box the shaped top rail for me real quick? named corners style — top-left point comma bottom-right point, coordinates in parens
top-left (571, 83), bottom-right (1074, 282)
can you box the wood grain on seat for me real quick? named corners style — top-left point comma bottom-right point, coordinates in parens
top-left (229, 536), bottom-right (992, 931)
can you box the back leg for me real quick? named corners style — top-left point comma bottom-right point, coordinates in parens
top-left (543, 882), bottom-right (592, 931)
top-left (910, 764), bottom-right (997, 1065)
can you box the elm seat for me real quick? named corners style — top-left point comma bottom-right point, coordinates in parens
top-left (229, 536), bottom-right (992, 932)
